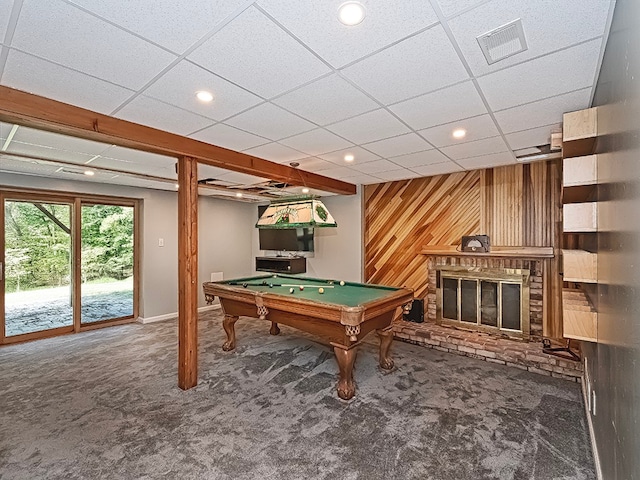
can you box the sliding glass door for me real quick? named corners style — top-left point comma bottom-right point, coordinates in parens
top-left (1, 191), bottom-right (138, 344)
top-left (81, 203), bottom-right (134, 324)
top-left (3, 199), bottom-right (74, 337)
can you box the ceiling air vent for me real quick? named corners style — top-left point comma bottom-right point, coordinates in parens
top-left (477, 19), bottom-right (527, 65)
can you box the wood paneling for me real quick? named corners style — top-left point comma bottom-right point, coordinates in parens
top-left (364, 160), bottom-right (563, 337)
top-left (365, 171), bottom-right (481, 299)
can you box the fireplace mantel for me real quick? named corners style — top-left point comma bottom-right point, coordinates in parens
top-left (420, 246), bottom-right (554, 259)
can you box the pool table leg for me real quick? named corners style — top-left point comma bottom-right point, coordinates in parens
top-left (222, 315), bottom-right (238, 351)
top-left (269, 322), bottom-right (281, 336)
top-left (333, 346), bottom-right (357, 400)
top-left (377, 327), bottom-right (395, 370)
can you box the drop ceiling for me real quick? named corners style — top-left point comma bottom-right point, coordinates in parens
top-left (0, 0), bottom-right (615, 199)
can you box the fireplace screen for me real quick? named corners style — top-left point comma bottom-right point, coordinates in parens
top-left (438, 268), bottom-right (530, 337)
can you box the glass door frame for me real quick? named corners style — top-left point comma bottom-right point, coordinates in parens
top-left (1, 188), bottom-right (140, 345)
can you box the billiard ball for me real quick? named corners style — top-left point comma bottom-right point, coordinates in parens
top-left (339, 280), bottom-right (345, 286)
top-left (289, 287), bottom-right (295, 293)
top-left (269, 283), bottom-right (273, 288)
top-left (318, 287), bottom-right (324, 294)
top-left (242, 283), bottom-right (248, 288)
top-left (299, 285), bottom-right (304, 291)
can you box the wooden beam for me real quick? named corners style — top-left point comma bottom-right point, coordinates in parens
top-left (177, 156), bottom-right (199, 390)
top-left (0, 86), bottom-right (356, 196)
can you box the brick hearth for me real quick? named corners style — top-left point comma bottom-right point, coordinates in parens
top-left (393, 320), bottom-right (583, 382)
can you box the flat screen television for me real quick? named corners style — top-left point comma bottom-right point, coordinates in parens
top-left (259, 228), bottom-right (314, 252)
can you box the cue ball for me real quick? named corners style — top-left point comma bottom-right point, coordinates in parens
top-left (340, 280), bottom-right (345, 286)
top-left (289, 287), bottom-right (295, 293)
top-left (269, 283), bottom-right (273, 288)
top-left (318, 287), bottom-right (324, 294)
top-left (299, 285), bottom-right (304, 291)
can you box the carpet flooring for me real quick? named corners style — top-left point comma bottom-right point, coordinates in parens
top-left (0, 309), bottom-right (595, 479)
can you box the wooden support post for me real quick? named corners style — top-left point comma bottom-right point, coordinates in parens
top-left (178, 156), bottom-right (198, 390)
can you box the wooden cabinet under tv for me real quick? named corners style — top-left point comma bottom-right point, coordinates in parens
top-left (256, 256), bottom-right (307, 274)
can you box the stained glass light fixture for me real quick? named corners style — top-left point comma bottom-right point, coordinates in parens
top-left (255, 198), bottom-right (337, 229)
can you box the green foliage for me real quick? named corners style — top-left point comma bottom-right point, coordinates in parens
top-left (4, 201), bottom-right (134, 292)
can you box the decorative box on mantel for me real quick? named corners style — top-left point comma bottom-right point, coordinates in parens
top-left (419, 246), bottom-right (554, 340)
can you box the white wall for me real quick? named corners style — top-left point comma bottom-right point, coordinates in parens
top-left (0, 173), bottom-right (256, 319)
top-left (251, 187), bottom-right (364, 282)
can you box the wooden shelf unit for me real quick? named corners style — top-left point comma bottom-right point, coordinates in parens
top-left (255, 256), bottom-right (306, 274)
top-left (561, 107), bottom-right (599, 343)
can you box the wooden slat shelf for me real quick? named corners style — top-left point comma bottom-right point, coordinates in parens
top-left (419, 246), bottom-right (554, 258)
top-left (562, 249), bottom-right (597, 283)
top-left (564, 202), bottom-right (597, 232)
top-left (562, 108), bottom-right (598, 159)
top-left (562, 287), bottom-right (597, 342)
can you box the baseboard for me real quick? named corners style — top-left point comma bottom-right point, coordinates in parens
top-left (137, 304), bottom-right (220, 324)
top-left (581, 377), bottom-right (603, 480)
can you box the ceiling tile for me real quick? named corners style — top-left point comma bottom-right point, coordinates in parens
top-left (143, 61), bottom-right (262, 121)
top-left (326, 109), bottom-right (410, 144)
top-left (0, 0), bottom-right (14, 40)
top-left (411, 161), bottom-right (464, 177)
top-left (363, 133), bottom-right (434, 158)
top-left (6, 141), bottom-right (96, 164)
top-left (505, 123), bottom-right (562, 150)
top-left (88, 157), bottom-right (171, 178)
top-left (272, 74), bottom-right (379, 126)
top-left (447, 0), bottom-right (611, 77)
top-left (294, 157), bottom-right (338, 172)
top-left (225, 103), bottom-right (315, 141)
top-left (257, 0), bottom-right (439, 68)
top-left (388, 149), bottom-right (450, 168)
top-left (11, 0), bottom-right (177, 90)
top-left (477, 39), bottom-right (602, 111)
top-left (216, 171), bottom-right (269, 186)
top-left (351, 159), bottom-right (399, 174)
top-left (115, 95), bottom-right (215, 135)
top-left (94, 146), bottom-right (177, 177)
top-left (198, 164), bottom-right (239, 180)
top-left (318, 146), bottom-right (380, 166)
top-left (339, 172), bottom-right (382, 185)
top-left (342, 25), bottom-right (469, 104)
top-left (435, 0), bottom-right (487, 18)
top-left (12, 126), bottom-right (112, 156)
top-left (0, 122), bottom-right (12, 142)
top-left (440, 136), bottom-right (509, 160)
top-left (494, 88), bottom-right (591, 134)
top-left (457, 151), bottom-right (515, 170)
top-left (243, 142), bottom-right (308, 164)
top-left (390, 81), bottom-right (487, 131)
top-left (279, 128), bottom-right (353, 156)
top-left (0, 156), bottom-right (61, 176)
top-left (190, 124), bottom-right (270, 152)
top-left (3, 50), bottom-right (136, 114)
top-left (310, 165), bottom-right (359, 178)
top-left (374, 169), bottom-right (424, 182)
top-left (187, 6), bottom-right (330, 99)
top-left (418, 114), bottom-right (500, 148)
top-left (67, 0), bottom-right (250, 53)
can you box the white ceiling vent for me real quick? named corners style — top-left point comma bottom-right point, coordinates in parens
top-left (477, 19), bottom-right (528, 65)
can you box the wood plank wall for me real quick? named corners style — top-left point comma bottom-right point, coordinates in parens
top-left (364, 160), bottom-right (563, 338)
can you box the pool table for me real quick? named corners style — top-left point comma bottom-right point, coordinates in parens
top-left (203, 274), bottom-right (413, 400)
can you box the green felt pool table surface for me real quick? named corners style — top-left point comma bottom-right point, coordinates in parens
top-left (221, 274), bottom-right (402, 307)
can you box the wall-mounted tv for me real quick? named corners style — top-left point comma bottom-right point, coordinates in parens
top-left (258, 228), bottom-right (314, 252)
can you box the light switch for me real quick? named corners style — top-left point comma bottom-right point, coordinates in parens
top-left (158, 238), bottom-right (164, 247)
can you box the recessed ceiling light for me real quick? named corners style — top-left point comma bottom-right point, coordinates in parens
top-left (196, 90), bottom-right (214, 103)
top-left (235, 192), bottom-right (243, 198)
top-left (344, 153), bottom-right (355, 162)
top-left (302, 188), bottom-right (310, 194)
top-left (338, 2), bottom-right (365, 26)
top-left (452, 128), bottom-right (466, 139)
top-left (83, 170), bottom-right (95, 176)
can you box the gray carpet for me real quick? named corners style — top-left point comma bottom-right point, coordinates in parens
top-left (0, 309), bottom-right (595, 480)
